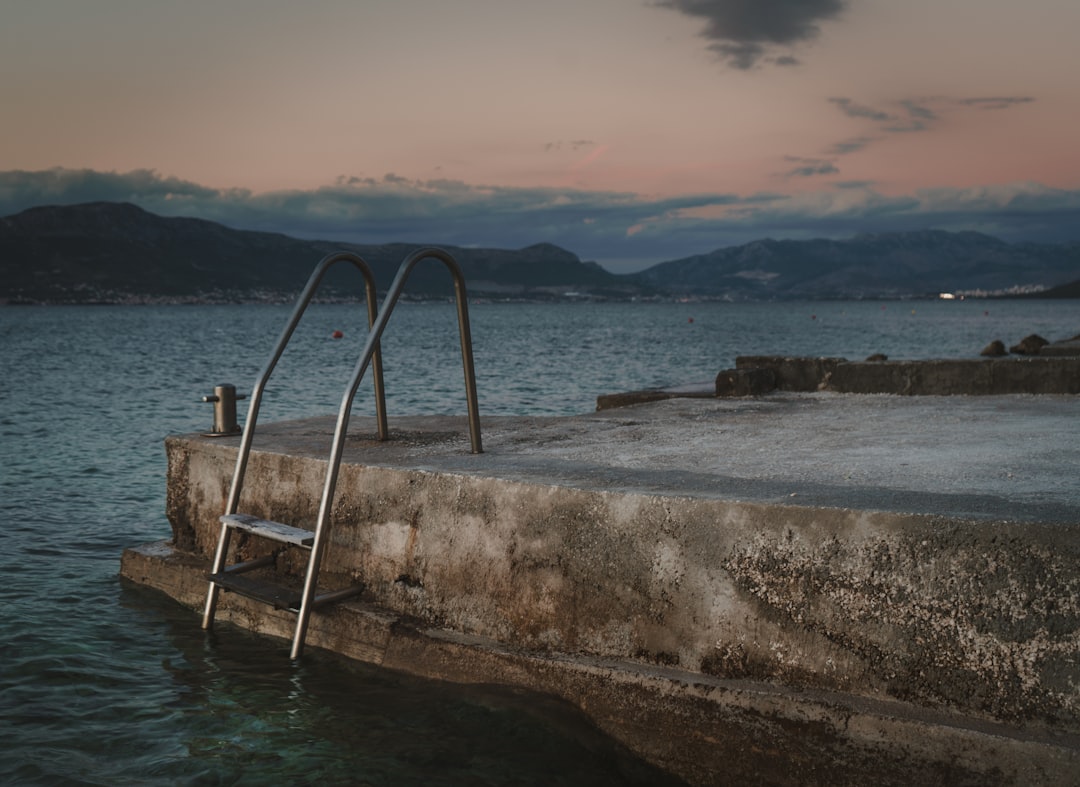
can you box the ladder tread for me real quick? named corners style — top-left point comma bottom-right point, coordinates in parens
top-left (222, 513), bottom-right (314, 546)
top-left (207, 571), bottom-right (303, 611)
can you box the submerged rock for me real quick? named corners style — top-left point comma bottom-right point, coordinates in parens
top-left (980, 340), bottom-right (1007, 357)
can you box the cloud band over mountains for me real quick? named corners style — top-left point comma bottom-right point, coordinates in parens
top-left (1, 168), bottom-right (1078, 272)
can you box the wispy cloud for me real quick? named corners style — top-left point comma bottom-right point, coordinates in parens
top-left (652, 0), bottom-right (847, 70)
top-left (2, 168), bottom-right (1078, 271)
top-left (822, 93), bottom-right (1035, 155)
top-left (883, 100), bottom-right (938, 132)
top-left (780, 156), bottom-right (839, 178)
top-left (956, 96), bottom-right (1035, 110)
top-left (828, 97), bottom-right (892, 123)
top-left (827, 136), bottom-right (877, 155)
top-left (544, 140), bottom-right (596, 152)
top-left (831, 94), bottom-right (1035, 131)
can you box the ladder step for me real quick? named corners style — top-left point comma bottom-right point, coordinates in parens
top-left (222, 513), bottom-right (314, 546)
top-left (207, 571), bottom-right (366, 612)
top-left (208, 571), bottom-right (303, 611)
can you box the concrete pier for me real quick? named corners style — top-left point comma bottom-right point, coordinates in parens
top-left (122, 392), bottom-right (1080, 785)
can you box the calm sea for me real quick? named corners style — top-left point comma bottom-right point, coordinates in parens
top-left (1, 298), bottom-right (1077, 785)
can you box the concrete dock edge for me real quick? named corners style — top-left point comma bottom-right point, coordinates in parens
top-left (121, 393), bottom-right (1080, 785)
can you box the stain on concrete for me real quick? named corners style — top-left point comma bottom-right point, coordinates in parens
top-left (724, 525), bottom-right (1080, 725)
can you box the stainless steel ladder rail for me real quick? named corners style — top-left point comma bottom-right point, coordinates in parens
top-left (290, 246), bottom-right (482, 658)
top-left (202, 251), bottom-right (388, 630)
top-left (202, 247), bottom-right (483, 661)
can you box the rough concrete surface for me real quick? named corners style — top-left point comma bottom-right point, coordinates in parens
top-left (124, 393), bottom-right (1080, 785)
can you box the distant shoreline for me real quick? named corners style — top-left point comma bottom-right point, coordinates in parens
top-left (6, 289), bottom-right (1071, 304)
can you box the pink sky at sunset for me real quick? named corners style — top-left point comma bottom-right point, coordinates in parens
top-left (2, 0), bottom-right (1079, 271)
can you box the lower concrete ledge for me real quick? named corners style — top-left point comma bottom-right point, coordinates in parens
top-left (601, 356), bottom-right (1080, 408)
top-left (596, 381), bottom-right (715, 411)
top-left (731, 355), bottom-right (1080, 396)
top-left (122, 540), bottom-right (1079, 786)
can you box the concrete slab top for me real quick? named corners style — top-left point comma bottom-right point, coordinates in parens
top-left (209, 392), bottom-right (1080, 526)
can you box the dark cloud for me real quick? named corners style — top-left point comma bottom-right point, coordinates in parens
top-left (653, 0), bottom-right (847, 70)
top-left (2, 168), bottom-right (1078, 272)
top-left (780, 156), bottom-right (839, 178)
top-left (710, 41), bottom-right (766, 70)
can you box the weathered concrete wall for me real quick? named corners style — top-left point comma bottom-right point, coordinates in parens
top-left (161, 432), bottom-right (1080, 733)
top-left (735, 355), bottom-right (846, 392)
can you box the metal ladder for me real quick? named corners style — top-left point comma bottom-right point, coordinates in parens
top-left (202, 248), bottom-right (482, 659)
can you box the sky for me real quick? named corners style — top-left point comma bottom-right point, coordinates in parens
top-left (2, 0), bottom-right (1080, 272)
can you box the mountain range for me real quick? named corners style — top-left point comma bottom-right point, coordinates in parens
top-left (1, 202), bottom-right (1077, 303)
top-left (636, 232), bottom-right (1080, 299)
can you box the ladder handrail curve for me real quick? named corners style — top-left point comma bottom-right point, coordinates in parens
top-left (224, 252), bottom-right (388, 517)
top-left (291, 246), bottom-right (482, 658)
top-left (203, 252), bottom-right (386, 631)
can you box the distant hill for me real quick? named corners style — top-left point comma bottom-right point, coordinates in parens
top-left (0, 202), bottom-right (643, 303)
top-left (632, 231), bottom-right (1080, 300)
top-left (1019, 277), bottom-right (1080, 298)
top-left (3, 202), bottom-right (1078, 303)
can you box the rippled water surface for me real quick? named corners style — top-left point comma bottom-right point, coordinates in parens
top-left (1, 299), bottom-right (1076, 784)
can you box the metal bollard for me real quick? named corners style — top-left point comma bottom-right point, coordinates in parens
top-left (202, 383), bottom-right (245, 436)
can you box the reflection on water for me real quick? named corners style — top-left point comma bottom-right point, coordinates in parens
top-left (6, 578), bottom-right (682, 786)
top-left (148, 586), bottom-right (683, 786)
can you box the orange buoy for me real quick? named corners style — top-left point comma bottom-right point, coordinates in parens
top-left (331, 330), bottom-right (344, 339)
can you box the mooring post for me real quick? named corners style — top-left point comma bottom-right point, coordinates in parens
top-left (202, 383), bottom-right (245, 436)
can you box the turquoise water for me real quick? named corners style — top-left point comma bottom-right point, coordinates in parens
top-left (1, 299), bottom-right (1076, 784)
